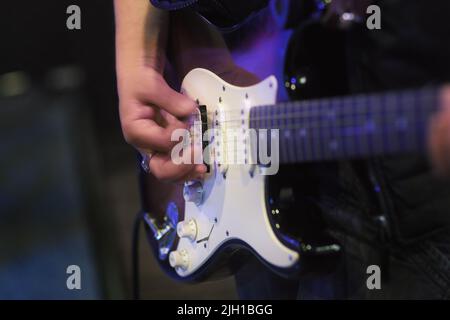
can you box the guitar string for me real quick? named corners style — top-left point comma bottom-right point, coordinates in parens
top-left (185, 102), bottom-right (428, 122)
top-left (185, 116), bottom-right (429, 131)
top-left (180, 98), bottom-right (435, 126)
top-left (183, 109), bottom-right (431, 127)
top-left (186, 119), bottom-right (429, 154)
top-left (181, 89), bottom-right (436, 123)
top-left (182, 93), bottom-right (433, 158)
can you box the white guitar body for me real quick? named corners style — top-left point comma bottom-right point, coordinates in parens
top-left (168, 68), bottom-right (299, 278)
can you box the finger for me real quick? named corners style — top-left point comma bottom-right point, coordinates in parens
top-left (430, 86), bottom-right (450, 176)
top-left (440, 112), bottom-right (450, 176)
top-left (149, 153), bottom-right (197, 182)
top-left (160, 109), bottom-right (194, 128)
top-left (123, 118), bottom-right (189, 153)
top-left (429, 113), bottom-right (450, 177)
top-left (143, 76), bottom-right (197, 118)
top-left (175, 165), bottom-right (208, 183)
top-left (149, 142), bottom-right (207, 182)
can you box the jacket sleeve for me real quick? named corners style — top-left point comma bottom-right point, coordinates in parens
top-left (150, 0), bottom-right (269, 31)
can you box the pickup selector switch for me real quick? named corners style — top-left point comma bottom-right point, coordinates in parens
top-left (183, 181), bottom-right (203, 206)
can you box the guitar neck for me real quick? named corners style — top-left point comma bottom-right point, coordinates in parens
top-left (249, 87), bottom-right (439, 164)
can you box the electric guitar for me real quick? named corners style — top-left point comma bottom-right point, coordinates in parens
top-left (139, 67), bottom-right (443, 281)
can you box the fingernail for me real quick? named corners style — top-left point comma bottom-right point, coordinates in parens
top-left (196, 165), bottom-right (207, 173)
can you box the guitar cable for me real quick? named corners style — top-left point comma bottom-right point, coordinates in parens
top-left (132, 211), bottom-right (146, 300)
top-left (132, 154), bottom-right (150, 300)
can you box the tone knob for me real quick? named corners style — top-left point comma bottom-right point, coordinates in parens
top-left (177, 219), bottom-right (197, 241)
top-left (183, 181), bottom-right (203, 205)
top-left (169, 250), bottom-right (189, 270)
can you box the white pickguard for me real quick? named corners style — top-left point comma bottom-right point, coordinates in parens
top-left (171, 68), bottom-right (299, 277)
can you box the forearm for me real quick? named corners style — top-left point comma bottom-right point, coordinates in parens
top-left (168, 10), bottom-right (235, 79)
top-left (114, 0), bottom-right (168, 78)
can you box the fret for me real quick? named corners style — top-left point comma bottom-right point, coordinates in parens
top-left (335, 98), bottom-right (344, 158)
top-left (274, 103), bottom-right (280, 162)
top-left (302, 101), bottom-right (314, 161)
top-left (283, 102), bottom-right (291, 163)
top-left (346, 96), bottom-right (355, 158)
top-left (384, 92), bottom-right (394, 154)
top-left (322, 98), bottom-right (331, 160)
top-left (291, 102), bottom-right (299, 162)
top-left (406, 90), bottom-right (418, 151)
top-left (294, 102), bottom-right (303, 162)
top-left (317, 100), bottom-right (325, 160)
top-left (358, 94), bottom-right (366, 157)
top-left (268, 102), bottom-right (273, 163)
top-left (267, 104), bottom-right (273, 160)
top-left (360, 94), bottom-right (371, 157)
top-left (278, 104), bottom-right (284, 163)
top-left (311, 100), bottom-right (320, 161)
top-left (398, 93), bottom-right (407, 152)
top-left (296, 102), bottom-right (306, 161)
top-left (261, 107), bottom-right (273, 165)
top-left (326, 98), bottom-right (338, 160)
top-left (343, 96), bottom-right (356, 158)
top-left (379, 93), bottom-right (388, 155)
top-left (396, 91), bottom-right (406, 152)
top-left (332, 99), bottom-right (342, 159)
top-left (324, 99), bottom-right (335, 160)
top-left (365, 96), bottom-right (383, 154)
top-left (256, 105), bottom-right (261, 135)
top-left (298, 109), bottom-right (308, 162)
top-left (391, 91), bottom-right (401, 153)
top-left (356, 95), bottom-right (366, 157)
top-left (352, 95), bottom-right (363, 158)
top-left (318, 100), bottom-right (326, 160)
top-left (364, 94), bottom-right (373, 156)
top-left (305, 101), bottom-right (313, 161)
top-left (415, 89), bottom-right (424, 151)
top-left (264, 102), bottom-right (269, 164)
top-left (277, 103), bottom-right (283, 163)
top-left (419, 88), bottom-right (437, 150)
top-left (286, 101), bottom-right (295, 163)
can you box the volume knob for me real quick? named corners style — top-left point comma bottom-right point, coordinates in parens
top-left (169, 250), bottom-right (189, 270)
top-left (177, 219), bottom-right (198, 241)
top-left (183, 181), bottom-right (203, 205)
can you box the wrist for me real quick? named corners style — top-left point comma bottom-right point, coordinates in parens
top-left (115, 1), bottom-right (169, 76)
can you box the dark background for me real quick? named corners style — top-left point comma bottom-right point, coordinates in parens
top-left (0, 0), bottom-right (237, 299)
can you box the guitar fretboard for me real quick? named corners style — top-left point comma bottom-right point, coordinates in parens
top-left (249, 87), bottom-right (438, 164)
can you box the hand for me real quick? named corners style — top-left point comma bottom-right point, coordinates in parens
top-left (115, 2), bottom-right (258, 183)
top-left (428, 86), bottom-right (450, 177)
top-left (118, 65), bottom-right (207, 182)
top-left (114, 1), bottom-right (206, 182)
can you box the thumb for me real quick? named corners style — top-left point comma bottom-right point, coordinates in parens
top-left (146, 75), bottom-right (197, 118)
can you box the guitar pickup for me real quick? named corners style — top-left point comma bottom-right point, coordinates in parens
top-left (198, 105), bottom-right (210, 173)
